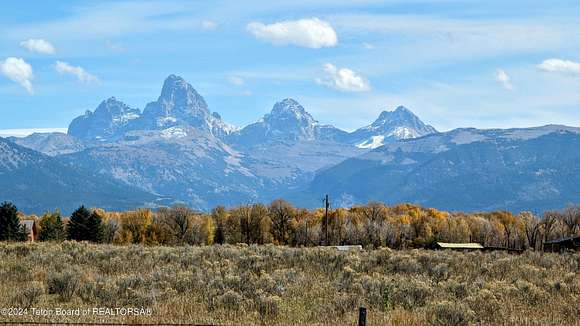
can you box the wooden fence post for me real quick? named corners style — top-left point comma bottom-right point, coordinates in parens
top-left (358, 306), bottom-right (366, 326)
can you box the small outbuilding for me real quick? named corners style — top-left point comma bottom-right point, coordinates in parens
top-left (434, 242), bottom-right (484, 250)
top-left (333, 245), bottom-right (363, 251)
top-left (543, 235), bottom-right (580, 252)
top-left (21, 220), bottom-right (37, 242)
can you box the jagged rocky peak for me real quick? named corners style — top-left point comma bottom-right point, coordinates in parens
top-left (375, 106), bottom-right (427, 126)
top-left (96, 97), bottom-right (140, 120)
top-left (369, 106), bottom-right (436, 135)
top-left (271, 98), bottom-right (314, 118)
top-left (157, 74), bottom-right (209, 114)
top-left (68, 97), bottom-right (140, 140)
top-left (137, 75), bottom-right (223, 133)
top-left (265, 98), bottom-right (318, 139)
top-left (66, 75), bottom-right (235, 140)
top-left (351, 105), bottom-right (437, 149)
top-left (266, 98), bottom-right (317, 128)
top-left (231, 98), bottom-right (322, 146)
top-left (268, 98), bottom-right (350, 142)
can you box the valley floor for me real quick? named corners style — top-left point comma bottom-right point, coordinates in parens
top-left (0, 242), bottom-right (578, 325)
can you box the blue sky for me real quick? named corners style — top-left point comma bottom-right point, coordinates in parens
top-left (1, 0), bottom-right (580, 134)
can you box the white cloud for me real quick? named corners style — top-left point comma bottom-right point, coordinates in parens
top-left (228, 76), bottom-right (245, 86)
top-left (55, 61), bottom-right (99, 84)
top-left (537, 58), bottom-right (580, 75)
top-left (316, 63), bottom-right (370, 92)
top-left (19, 38), bottom-right (56, 54)
top-left (247, 18), bottom-right (337, 48)
top-left (495, 69), bottom-right (513, 90)
top-left (0, 57), bottom-right (34, 94)
top-left (201, 20), bottom-right (218, 31)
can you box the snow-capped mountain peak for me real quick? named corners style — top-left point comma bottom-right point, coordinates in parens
top-left (68, 97), bottom-right (141, 140)
top-left (231, 98), bottom-right (322, 146)
top-left (267, 98), bottom-right (318, 127)
top-left (372, 106), bottom-right (426, 129)
top-left (126, 75), bottom-right (237, 138)
top-left (351, 106), bottom-right (437, 148)
top-left (67, 75), bottom-right (237, 140)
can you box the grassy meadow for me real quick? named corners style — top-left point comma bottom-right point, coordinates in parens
top-left (0, 242), bottom-right (578, 325)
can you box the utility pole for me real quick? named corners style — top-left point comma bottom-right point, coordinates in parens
top-left (324, 194), bottom-right (330, 246)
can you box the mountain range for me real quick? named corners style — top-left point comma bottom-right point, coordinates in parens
top-left (298, 125), bottom-right (580, 212)
top-left (3, 74), bottom-right (578, 214)
top-left (0, 137), bottom-right (158, 213)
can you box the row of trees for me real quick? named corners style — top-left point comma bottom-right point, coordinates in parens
top-left (2, 200), bottom-right (579, 249)
top-left (0, 202), bottom-right (102, 242)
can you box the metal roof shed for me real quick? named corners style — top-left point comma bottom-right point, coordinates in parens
top-left (435, 242), bottom-right (484, 250)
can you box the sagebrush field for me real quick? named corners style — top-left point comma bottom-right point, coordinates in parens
top-left (0, 242), bottom-right (578, 325)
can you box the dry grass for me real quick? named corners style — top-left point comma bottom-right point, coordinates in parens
top-left (0, 242), bottom-right (578, 325)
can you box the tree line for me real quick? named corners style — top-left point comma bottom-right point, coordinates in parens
top-left (1, 200), bottom-right (578, 250)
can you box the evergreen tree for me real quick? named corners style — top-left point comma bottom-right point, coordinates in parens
top-left (67, 206), bottom-right (91, 241)
top-left (38, 211), bottom-right (65, 241)
top-left (87, 211), bottom-right (104, 243)
top-left (0, 202), bottom-right (27, 241)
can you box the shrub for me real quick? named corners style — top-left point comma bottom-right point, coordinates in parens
top-left (467, 289), bottom-right (502, 323)
top-left (387, 278), bottom-right (432, 310)
top-left (79, 279), bottom-right (117, 305)
top-left (0, 241), bottom-right (577, 325)
top-left (515, 280), bottom-right (548, 305)
top-left (7, 263), bottom-right (33, 282)
top-left (427, 301), bottom-right (474, 326)
top-left (256, 294), bottom-right (281, 319)
top-left (47, 270), bottom-right (81, 302)
top-left (444, 280), bottom-right (470, 299)
top-left (12, 283), bottom-right (44, 308)
top-left (217, 290), bottom-right (245, 312)
top-left (430, 263), bottom-right (450, 283)
top-left (332, 292), bottom-right (360, 315)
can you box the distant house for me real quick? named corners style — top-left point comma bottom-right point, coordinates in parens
top-left (333, 245), bottom-right (363, 251)
top-left (21, 220), bottom-right (37, 242)
top-left (432, 242), bottom-right (525, 253)
top-left (544, 236), bottom-right (580, 252)
top-left (434, 242), bottom-right (484, 250)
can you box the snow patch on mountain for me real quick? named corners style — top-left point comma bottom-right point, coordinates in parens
top-left (112, 112), bottom-right (140, 124)
top-left (161, 127), bottom-right (187, 139)
top-left (357, 135), bottom-right (385, 149)
top-left (391, 126), bottom-right (418, 139)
